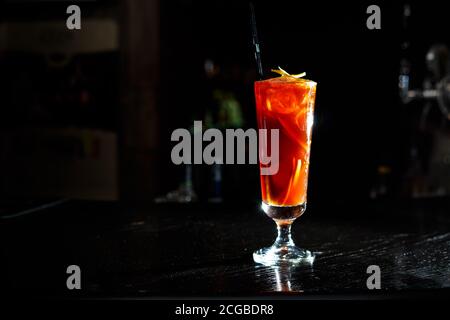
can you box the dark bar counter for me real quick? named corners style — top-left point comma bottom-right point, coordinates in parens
top-left (1, 198), bottom-right (450, 298)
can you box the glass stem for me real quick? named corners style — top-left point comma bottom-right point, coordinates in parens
top-left (274, 222), bottom-right (295, 248)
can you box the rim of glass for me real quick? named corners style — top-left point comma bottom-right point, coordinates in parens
top-left (255, 77), bottom-right (317, 86)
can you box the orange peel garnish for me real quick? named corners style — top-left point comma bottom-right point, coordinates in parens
top-left (271, 66), bottom-right (306, 79)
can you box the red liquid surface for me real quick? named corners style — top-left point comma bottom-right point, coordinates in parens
top-left (255, 77), bottom-right (316, 206)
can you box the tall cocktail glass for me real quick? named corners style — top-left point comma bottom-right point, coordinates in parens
top-left (253, 75), bottom-right (317, 266)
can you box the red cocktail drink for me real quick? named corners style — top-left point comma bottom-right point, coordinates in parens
top-left (255, 77), bottom-right (316, 208)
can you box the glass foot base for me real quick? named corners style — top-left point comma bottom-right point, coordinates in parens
top-left (253, 245), bottom-right (315, 266)
top-left (254, 201), bottom-right (314, 266)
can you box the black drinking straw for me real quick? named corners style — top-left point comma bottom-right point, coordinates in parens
top-left (250, 3), bottom-right (264, 80)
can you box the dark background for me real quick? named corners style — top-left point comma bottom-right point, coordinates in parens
top-left (0, 0), bottom-right (449, 209)
top-left (1, 0), bottom-right (450, 299)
